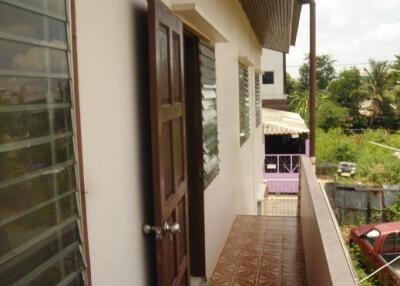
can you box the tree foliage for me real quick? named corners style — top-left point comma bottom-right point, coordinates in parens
top-left (288, 91), bottom-right (328, 125)
top-left (382, 193), bottom-right (400, 222)
top-left (363, 60), bottom-right (396, 128)
top-left (286, 72), bottom-right (298, 95)
top-left (328, 67), bottom-right (362, 107)
top-left (392, 54), bottom-right (400, 71)
top-left (288, 91), bottom-right (309, 122)
top-left (298, 54), bottom-right (336, 91)
top-left (317, 100), bottom-right (349, 132)
top-left (288, 53), bottom-right (400, 131)
top-left (364, 60), bottom-right (390, 99)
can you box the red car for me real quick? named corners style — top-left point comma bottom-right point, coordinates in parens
top-left (350, 222), bottom-right (400, 285)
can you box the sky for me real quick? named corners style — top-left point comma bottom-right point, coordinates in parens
top-left (286, 0), bottom-right (400, 78)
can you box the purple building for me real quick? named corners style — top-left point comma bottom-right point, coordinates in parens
top-left (262, 108), bottom-right (310, 194)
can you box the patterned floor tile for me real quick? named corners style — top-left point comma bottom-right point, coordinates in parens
top-left (210, 215), bottom-right (307, 286)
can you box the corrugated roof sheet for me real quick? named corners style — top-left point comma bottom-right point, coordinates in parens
top-left (262, 108), bottom-right (309, 135)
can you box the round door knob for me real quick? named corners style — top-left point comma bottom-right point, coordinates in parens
top-left (170, 223), bottom-right (180, 233)
top-left (163, 222), bottom-right (180, 234)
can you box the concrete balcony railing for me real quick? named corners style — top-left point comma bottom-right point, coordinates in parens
top-left (299, 156), bottom-right (359, 286)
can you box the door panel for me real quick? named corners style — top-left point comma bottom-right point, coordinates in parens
top-left (174, 118), bottom-right (185, 186)
top-left (148, 0), bottom-right (189, 285)
top-left (161, 122), bottom-right (174, 200)
top-left (172, 33), bottom-right (182, 103)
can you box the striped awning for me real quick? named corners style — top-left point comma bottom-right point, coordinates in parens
top-left (262, 108), bottom-right (309, 135)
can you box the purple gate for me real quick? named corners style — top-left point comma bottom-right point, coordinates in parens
top-left (264, 154), bottom-right (300, 194)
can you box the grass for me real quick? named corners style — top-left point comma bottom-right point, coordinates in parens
top-left (316, 129), bottom-right (400, 186)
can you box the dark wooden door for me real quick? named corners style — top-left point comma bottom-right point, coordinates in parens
top-left (147, 0), bottom-right (190, 285)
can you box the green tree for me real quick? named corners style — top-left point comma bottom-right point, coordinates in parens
top-left (286, 72), bottom-right (298, 95)
top-left (288, 90), bottom-right (328, 124)
top-left (363, 60), bottom-right (391, 127)
top-left (348, 88), bottom-right (370, 128)
top-left (288, 91), bottom-right (309, 122)
top-left (388, 54), bottom-right (400, 85)
top-left (298, 54), bottom-right (336, 91)
top-left (385, 55), bottom-right (400, 128)
top-left (327, 67), bottom-right (378, 129)
top-left (328, 67), bottom-right (362, 107)
top-left (392, 54), bottom-right (400, 71)
top-left (317, 100), bottom-right (349, 131)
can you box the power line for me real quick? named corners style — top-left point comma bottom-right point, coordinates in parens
top-left (287, 60), bottom-right (396, 68)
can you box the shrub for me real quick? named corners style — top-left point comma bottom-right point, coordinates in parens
top-left (349, 244), bottom-right (378, 286)
top-left (382, 193), bottom-right (400, 222)
top-left (335, 142), bottom-right (357, 162)
top-left (317, 100), bottom-right (350, 132)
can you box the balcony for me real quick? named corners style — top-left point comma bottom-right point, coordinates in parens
top-left (209, 157), bottom-right (359, 286)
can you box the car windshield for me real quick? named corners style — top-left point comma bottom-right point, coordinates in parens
top-left (340, 163), bottom-right (356, 168)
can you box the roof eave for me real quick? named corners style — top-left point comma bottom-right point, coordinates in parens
top-left (290, 0), bottom-right (302, 46)
top-left (239, 0), bottom-right (305, 53)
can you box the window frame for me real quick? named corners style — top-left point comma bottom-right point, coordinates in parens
top-left (381, 232), bottom-right (399, 254)
top-left (239, 63), bottom-right (250, 146)
top-left (198, 40), bottom-right (220, 188)
top-left (255, 72), bottom-right (261, 127)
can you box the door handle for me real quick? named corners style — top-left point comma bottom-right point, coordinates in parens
top-left (143, 222), bottom-right (180, 240)
top-left (163, 222), bottom-right (180, 234)
top-left (143, 224), bottom-right (162, 239)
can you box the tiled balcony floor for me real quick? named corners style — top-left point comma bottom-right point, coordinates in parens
top-left (210, 215), bottom-right (306, 286)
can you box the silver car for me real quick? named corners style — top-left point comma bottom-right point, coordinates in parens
top-left (337, 162), bottom-right (357, 176)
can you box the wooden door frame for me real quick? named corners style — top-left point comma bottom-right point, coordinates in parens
top-left (148, 0), bottom-right (190, 285)
top-left (70, 1), bottom-right (92, 284)
top-left (183, 28), bottom-right (207, 278)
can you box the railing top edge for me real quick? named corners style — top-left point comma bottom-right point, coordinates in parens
top-left (299, 155), bottom-right (359, 285)
top-left (265, 153), bottom-right (306, 157)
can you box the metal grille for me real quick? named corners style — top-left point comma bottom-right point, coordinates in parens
top-left (265, 155), bottom-right (300, 173)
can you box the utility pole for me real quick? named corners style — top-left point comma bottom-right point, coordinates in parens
top-left (309, 0), bottom-right (317, 162)
top-left (299, 0), bottom-right (317, 162)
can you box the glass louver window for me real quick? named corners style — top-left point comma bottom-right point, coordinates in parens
top-left (239, 63), bottom-right (250, 145)
top-left (255, 73), bottom-right (261, 127)
top-left (0, 1), bottom-right (86, 285)
top-left (199, 41), bottom-right (219, 188)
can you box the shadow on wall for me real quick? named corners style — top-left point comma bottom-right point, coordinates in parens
top-left (132, 2), bottom-right (155, 285)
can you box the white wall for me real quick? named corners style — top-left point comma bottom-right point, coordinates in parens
top-left (261, 49), bottom-right (286, 100)
top-left (76, 0), bottom-right (264, 284)
top-left (75, 1), bottom-right (153, 285)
